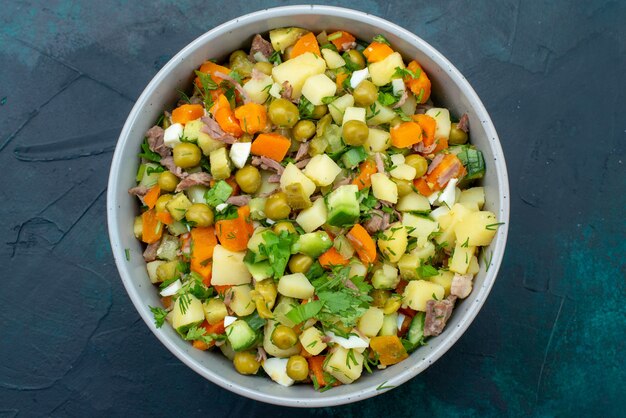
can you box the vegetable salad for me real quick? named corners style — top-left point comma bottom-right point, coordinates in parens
top-left (129, 28), bottom-right (501, 390)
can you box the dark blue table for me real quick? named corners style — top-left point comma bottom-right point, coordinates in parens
top-left (1, 1), bottom-right (624, 416)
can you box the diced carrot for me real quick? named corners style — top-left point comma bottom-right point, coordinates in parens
top-left (369, 335), bottom-right (409, 366)
top-left (250, 133), bottom-right (291, 162)
top-left (308, 356), bottom-right (327, 387)
top-left (412, 114), bottom-right (436, 150)
top-left (328, 31), bottom-right (356, 51)
top-left (290, 32), bottom-right (321, 59)
top-left (363, 42), bottom-right (394, 63)
top-left (425, 153), bottom-right (466, 191)
top-left (346, 224), bottom-right (377, 264)
top-left (404, 61), bottom-right (431, 104)
top-left (398, 315), bottom-right (412, 338)
top-left (161, 296), bottom-right (172, 309)
top-left (300, 346), bottom-right (313, 358)
top-left (143, 185), bottom-right (161, 209)
top-left (190, 226), bottom-right (217, 283)
top-left (431, 137), bottom-right (449, 154)
top-left (215, 205), bottom-right (253, 252)
top-left (398, 307), bottom-right (416, 318)
top-left (234, 103), bottom-right (267, 134)
top-left (213, 285), bottom-right (233, 296)
top-left (390, 121), bottom-right (423, 148)
top-left (155, 210), bottom-right (174, 225)
top-left (211, 94), bottom-right (243, 137)
top-left (141, 209), bottom-right (163, 244)
top-left (413, 176), bottom-right (433, 196)
top-left (319, 247), bottom-right (350, 269)
top-left (352, 160), bottom-right (377, 190)
top-left (171, 104), bottom-right (205, 125)
top-left (202, 319), bottom-right (226, 335)
top-left (336, 72), bottom-right (349, 90)
top-left (193, 340), bottom-right (211, 351)
top-left (195, 61), bottom-right (231, 88)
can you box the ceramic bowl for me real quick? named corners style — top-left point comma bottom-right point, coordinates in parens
top-left (107, 5), bottom-right (509, 407)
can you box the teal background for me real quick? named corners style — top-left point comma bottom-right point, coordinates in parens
top-left (1, 0), bottom-right (624, 416)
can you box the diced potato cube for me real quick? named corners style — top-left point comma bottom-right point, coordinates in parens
top-left (368, 52), bottom-right (405, 86)
top-left (358, 307), bottom-right (384, 337)
top-left (280, 163), bottom-right (316, 197)
top-left (299, 327), bottom-right (327, 355)
top-left (171, 294), bottom-right (205, 331)
top-left (454, 211), bottom-right (499, 247)
top-left (389, 164), bottom-right (416, 180)
top-left (425, 108), bottom-right (451, 142)
top-left (203, 298), bottom-right (228, 325)
top-left (449, 244), bottom-right (476, 274)
top-left (301, 74), bottom-right (337, 105)
top-left (277, 273), bottom-right (315, 299)
top-left (402, 213), bottom-right (439, 246)
top-left (166, 192), bottom-right (192, 221)
top-left (295, 198), bottom-right (328, 233)
top-left (272, 52), bottom-right (326, 97)
top-left (467, 255), bottom-right (480, 275)
top-left (304, 154), bottom-right (342, 186)
top-left (269, 27), bottom-right (308, 52)
top-left (197, 133), bottom-right (224, 155)
top-left (371, 173), bottom-right (398, 204)
top-left (365, 101), bottom-right (396, 125)
top-left (146, 260), bottom-right (165, 283)
top-left (229, 284), bottom-right (256, 316)
top-left (397, 192), bottom-right (431, 212)
top-left (321, 48), bottom-right (346, 69)
top-left (209, 147), bottom-right (232, 180)
top-left (342, 107), bottom-right (366, 124)
top-left (212, 245), bottom-right (252, 285)
top-left (377, 222), bottom-right (407, 263)
top-left (365, 128), bottom-right (391, 153)
top-left (430, 271), bottom-right (454, 296)
top-left (243, 72), bottom-right (274, 104)
top-left (459, 187), bottom-right (486, 211)
top-left (324, 347), bottom-right (364, 384)
top-left (328, 94), bottom-right (355, 124)
top-left (402, 280), bottom-right (445, 311)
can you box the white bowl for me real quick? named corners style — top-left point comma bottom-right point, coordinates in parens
top-left (107, 5), bottom-right (509, 407)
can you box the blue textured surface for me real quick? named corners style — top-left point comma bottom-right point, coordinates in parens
top-left (1, 1), bottom-right (625, 416)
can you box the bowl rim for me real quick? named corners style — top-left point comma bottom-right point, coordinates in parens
top-left (107, 4), bottom-right (510, 407)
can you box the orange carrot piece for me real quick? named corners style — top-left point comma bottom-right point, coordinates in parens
top-left (202, 319), bottom-right (226, 335)
top-left (250, 133), bottom-right (291, 162)
top-left (329, 31), bottom-right (356, 51)
top-left (336, 72), bottom-right (349, 90)
top-left (215, 205), bottom-right (253, 252)
top-left (431, 136), bottom-right (449, 154)
top-left (161, 296), bottom-right (172, 309)
top-left (404, 60), bottom-right (431, 103)
top-left (412, 114), bottom-right (436, 150)
top-left (369, 335), bottom-right (409, 366)
top-left (390, 121), bottom-right (423, 148)
top-left (190, 226), bottom-right (217, 283)
top-left (352, 160), bottom-right (377, 190)
top-left (210, 94), bottom-right (243, 138)
top-left (171, 104), bottom-right (205, 125)
top-left (192, 340), bottom-right (211, 351)
top-left (143, 185), bottom-right (161, 209)
top-left (308, 356), bottom-right (327, 386)
top-left (425, 153), bottom-right (466, 191)
top-left (363, 42), bottom-right (394, 63)
top-left (195, 61), bottom-right (231, 88)
top-left (234, 103), bottom-right (267, 134)
top-left (141, 209), bottom-right (163, 244)
top-left (414, 176), bottom-right (434, 196)
top-left (319, 247), bottom-right (350, 269)
top-left (213, 285), bottom-right (233, 296)
top-left (346, 224), bottom-right (377, 264)
top-left (155, 210), bottom-right (174, 225)
top-left (300, 346), bottom-right (313, 358)
top-left (290, 32), bottom-right (321, 59)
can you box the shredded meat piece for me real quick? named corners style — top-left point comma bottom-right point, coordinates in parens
top-left (294, 142), bottom-right (310, 162)
top-left (251, 156), bottom-right (284, 174)
top-left (375, 153), bottom-right (386, 174)
top-left (392, 89), bottom-right (409, 109)
top-left (457, 113), bottom-right (470, 133)
top-left (451, 273), bottom-right (473, 299)
top-left (310, 193), bottom-right (322, 202)
top-left (413, 141), bottom-right (436, 155)
top-left (281, 81), bottom-right (294, 102)
top-left (321, 335), bottom-right (332, 344)
top-left (427, 153), bottom-right (445, 175)
top-left (423, 296), bottom-right (457, 337)
top-left (249, 34), bottom-right (274, 62)
top-left (250, 68), bottom-right (267, 81)
top-left (213, 71), bottom-right (251, 104)
top-left (340, 41), bottom-right (357, 51)
top-left (333, 176), bottom-right (352, 189)
top-left (201, 116), bottom-right (238, 144)
top-left (145, 125), bottom-right (170, 158)
top-left (143, 240), bottom-right (160, 262)
top-left (175, 172), bottom-right (212, 192)
top-left (294, 158), bottom-right (311, 169)
top-left (267, 174), bottom-right (281, 183)
top-left (160, 156), bottom-right (187, 178)
top-left (128, 185), bottom-right (149, 197)
top-left (364, 210), bottom-right (384, 234)
top-left (256, 346), bottom-right (268, 363)
top-left (226, 195), bottom-right (251, 206)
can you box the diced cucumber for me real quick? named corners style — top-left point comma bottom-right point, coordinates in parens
top-left (295, 231), bottom-right (333, 258)
top-left (249, 197), bottom-right (267, 220)
top-left (451, 145), bottom-right (485, 181)
top-left (246, 228), bottom-right (270, 262)
top-left (404, 312), bottom-right (426, 352)
top-left (371, 263), bottom-right (400, 290)
top-left (341, 146), bottom-right (367, 168)
top-left (167, 221), bottom-right (189, 236)
top-left (226, 319), bottom-right (259, 351)
top-left (324, 124), bottom-right (346, 158)
top-left (379, 312), bottom-right (398, 336)
top-left (326, 185), bottom-right (360, 226)
top-left (138, 163), bottom-right (161, 187)
top-left (156, 234), bottom-right (179, 261)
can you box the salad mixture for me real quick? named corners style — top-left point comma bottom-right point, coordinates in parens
top-left (129, 28), bottom-right (501, 390)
